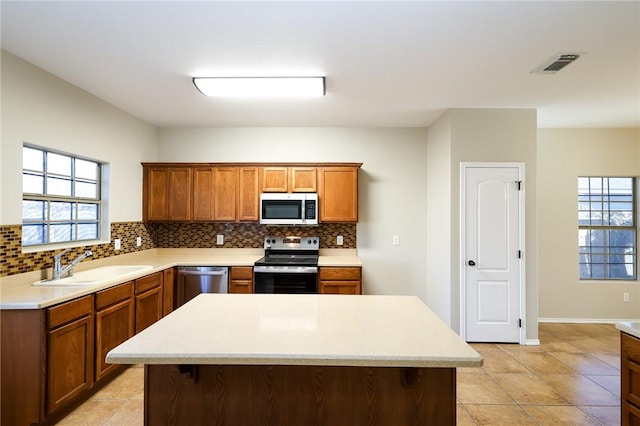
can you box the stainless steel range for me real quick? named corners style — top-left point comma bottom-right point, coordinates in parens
top-left (254, 236), bottom-right (319, 294)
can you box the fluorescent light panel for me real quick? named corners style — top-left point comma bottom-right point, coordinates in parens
top-left (193, 77), bottom-right (325, 98)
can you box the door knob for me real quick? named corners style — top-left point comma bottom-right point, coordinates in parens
top-left (468, 260), bottom-right (476, 266)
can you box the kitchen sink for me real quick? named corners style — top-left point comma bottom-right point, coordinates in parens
top-left (32, 265), bottom-right (153, 286)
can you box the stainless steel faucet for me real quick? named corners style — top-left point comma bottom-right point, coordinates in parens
top-left (53, 248), bottom-right (93, 280)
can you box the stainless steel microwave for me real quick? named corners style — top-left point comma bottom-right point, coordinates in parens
top-left (260, 193), bottom-right (318, 225)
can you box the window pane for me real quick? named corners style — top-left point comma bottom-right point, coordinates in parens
top-left (23, 147), bottom-right (44, 172)
top-left (23, 200), bottom-right (46, 221)
top-left (78, 203), bottom-right (98, 220)
top-left (50, 202), bottom-right (73, 221)
top-left (47, 152), bottom-right (71, 176)
top-left (75, 159), bottom-right (98, 180)
top-left (23, 173), bottom-right (44, 194)
top-left (47, 177), bottom-right (72, 196)
top-left (50, 223), bottom-right (73, 243)
top-left (76, 181), bottom-right (97, 198)
top-left (77, 223), bottom-right (98, 240)
top-left (23, 224), bottom-right (47, 245)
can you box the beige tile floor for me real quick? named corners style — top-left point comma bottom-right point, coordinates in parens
top-left (58, 323), bottom-right (621, 425)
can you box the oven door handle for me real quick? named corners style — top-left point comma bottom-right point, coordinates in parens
top-left (254, 266), bottom-right (318, 274)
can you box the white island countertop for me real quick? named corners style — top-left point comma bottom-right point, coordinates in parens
top-left (107, 294), bottom-right (483, 368)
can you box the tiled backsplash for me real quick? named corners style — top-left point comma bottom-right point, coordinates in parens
top-left (0, 222), bottom-right (156, 277)
top-left (1, 221), bottom-right (356, 277)
top-left (156, 222), bottom-right (356, 249)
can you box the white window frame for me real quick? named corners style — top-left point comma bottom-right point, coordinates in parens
top-left (22, 144), bottom-right (109, 251)
top-left (578, 176), bottom-right (637, 281)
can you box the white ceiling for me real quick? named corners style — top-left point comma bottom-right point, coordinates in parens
top-left (1, 1), bottom-right (639, 128)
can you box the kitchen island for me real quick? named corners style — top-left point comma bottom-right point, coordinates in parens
top-left (107, 293), bottom-right (482, 425)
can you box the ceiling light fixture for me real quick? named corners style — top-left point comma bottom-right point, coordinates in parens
top-left (193, 77), bottom-right (326, 98)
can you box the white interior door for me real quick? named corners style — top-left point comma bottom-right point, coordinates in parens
top-left (463, 164), bottom-right (523, 343)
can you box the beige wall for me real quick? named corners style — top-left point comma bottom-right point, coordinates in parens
top-left (426, 112), bottom-right (453, 323)
top-left (0, 50), bottom-right (157, 227)
top-left (538, 128), bottom-right (640, 321)
top-left (427, 109), bottom-right (539, 342)
top-left (157, 127), bottom-right (432, 302)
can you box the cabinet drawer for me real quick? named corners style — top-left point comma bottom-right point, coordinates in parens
top-left (95, 281), bottom-right (134, 310)
top-left (135, 272), bottom-right (162, 294)
top-left (48, 295), bottom-right (93, 329)
top-left (231, 267), bottom-right (253, 280)
top-left (320, 280), bottom-right (361, 295)
top-left (319, 267), bottom-right (361, 281)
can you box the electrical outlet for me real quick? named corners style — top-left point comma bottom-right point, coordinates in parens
top-left (216, 234), bottom-right (224, 245)
top-left (392, 235), bottom-right (400, 246)
top-left (337, 235), bottom-right (344, 246)
top-left (114, 239), bottom-right (121, 250)
top-left (624, 292), bottom-right (630, 302)
top-left (136, 236), bottom-right (142, 247)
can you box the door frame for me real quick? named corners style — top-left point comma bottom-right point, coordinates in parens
top-left (459, 162), bottom-right (526, 344)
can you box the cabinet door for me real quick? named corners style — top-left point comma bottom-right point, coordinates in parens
top-left (214, 167), bottom-right (238, 221)
top-left (167, 167), bottom-right (192, 221)
top-left (192, 167), bottom-right (215, 221)
top-left (261, 167), bottom-right (288, 192)
top-left (135, 287), bottom-right (163, 334)
top-left (290, 167), bottom-right (317, 192)
top-left (144, 167), bottom-right (169, 221)
top-left (317, 167), bottom-right (359, 222)
top-left (162, 268), bottom-right (175, 316)
top-left (95, 298), bottom-right (134, 381)
top-left (47, 315), bottom-right (94, 414)
top-left (238, 167), bottom-right (259, 221)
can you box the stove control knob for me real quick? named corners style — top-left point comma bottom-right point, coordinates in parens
top-left (313, 239), bottom-right (317, 245)
top-left (307, 239), bottom-right (312, 244)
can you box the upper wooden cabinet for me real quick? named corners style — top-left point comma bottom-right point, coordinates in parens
top-left (192, 167), bottom-right (215, 221)
top-left (214, 167), bottom-right (238, 222)
top-left (317, 167), bottom-right (359, 222)
top-left (142, 163), bottom-right (361, 223)
top-left (143, 166), bottom-right (192, 221)
top-left (261, 167), bottom-right (316, 193)
top-left (238, 167), bottom-right (259, 221)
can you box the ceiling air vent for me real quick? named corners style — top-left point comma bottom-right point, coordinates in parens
top-left (532, 53), bottom-right (581, 74)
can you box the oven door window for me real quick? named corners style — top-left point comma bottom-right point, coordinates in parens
top-left (262, 200), bottom-right (302, 220)
top-left (255, 272), bottom-right (317, 294)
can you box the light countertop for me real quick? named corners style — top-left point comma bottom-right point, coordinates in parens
top-left (107, 293), bottom-right (483, 368)
top-left (0, 248), bottom-right (361, 310)
top-left (616, 322), bottom-right (640, 339)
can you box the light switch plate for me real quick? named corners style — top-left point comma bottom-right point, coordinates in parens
top-left (337, 235), bottom-right (344, 246)
top-left (216, 234), bottom-right (224, 245)
top-left (114, 239), bottom-right (121, 250)
top-left (136, 236), bottom-right (142, 247)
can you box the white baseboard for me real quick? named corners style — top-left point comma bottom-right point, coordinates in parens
top-left (524, 339), bottom-right (541, 346)
top-left (538, 317), bottom-right (640, 324)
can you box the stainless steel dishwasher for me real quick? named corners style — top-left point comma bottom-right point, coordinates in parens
top-left (176, 266), bottom-right (228, 307)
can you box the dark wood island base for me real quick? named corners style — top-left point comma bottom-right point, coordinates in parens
top-left (144, 364), bottom-right (456, 425)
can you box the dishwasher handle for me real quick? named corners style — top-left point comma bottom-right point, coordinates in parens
top-left (178, 270), bottom-right (228, 276)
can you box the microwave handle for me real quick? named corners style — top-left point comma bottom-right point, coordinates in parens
top-left (302, 200), bottom-right (306, 220)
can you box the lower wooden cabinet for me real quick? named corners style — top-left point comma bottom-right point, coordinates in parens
top-left (95, 282), bottom-right (134, 381)
top-left (1, 268), bottom-right (172, 425)
top-left (46, 295), bottom-right (94, 415)
top-left (230, 266), bottom-right (254, 293)
top-left (135, 272), bottom-right (163, 333)
top-left (622, 331), bottom-right (640, 425)
top-left (319, 267), bottom-right (362, 295)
